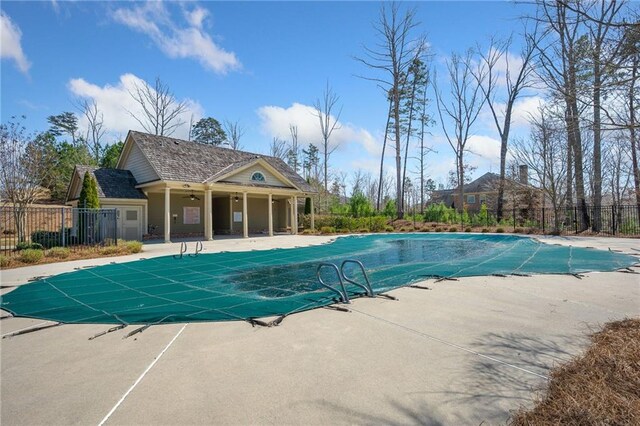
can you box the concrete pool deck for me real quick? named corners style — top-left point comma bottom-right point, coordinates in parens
top-left (1, 234), bottom-right (639, 425)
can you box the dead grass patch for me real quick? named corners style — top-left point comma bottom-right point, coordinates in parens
top-left (509, 318), bottom-right (640, 425)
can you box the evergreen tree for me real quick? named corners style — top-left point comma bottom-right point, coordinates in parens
top-left (79, 171), bottom-right (100, 208)
top-left (191, 117), bottom-right (227, 145)
top-left (100, 141), bottom-right (124, 168)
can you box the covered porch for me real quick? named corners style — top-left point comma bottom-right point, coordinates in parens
top-left (142, 183), bottom-right (315, 242)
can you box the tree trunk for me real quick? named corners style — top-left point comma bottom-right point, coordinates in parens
top-left (457, 153), bottom-right (464, 214)
top-left (496, 103), bottom-right (513, 221)
top-left (630, 58), bottom-right (640, 217)
top-left (401, 76), bottom-right (418, 214)
top-left (377, 99), bottom-right (393, 211)
top-left (592, 55), bottom-right (603, 231)
top-left (394, 89), bottom-right (403, 219)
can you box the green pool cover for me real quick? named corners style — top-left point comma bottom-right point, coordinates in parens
top-left (1, 234), bottom-right (637, 325)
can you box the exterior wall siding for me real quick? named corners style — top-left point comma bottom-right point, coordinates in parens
top-left (222, 165), bottom-right (289, 188)
top-left (147, 192), bottom-right (206, 235)
top-left (121, 141), bottom-right (159, 184)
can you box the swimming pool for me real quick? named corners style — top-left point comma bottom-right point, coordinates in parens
top-left (1, 234), bottom-right (636, 325)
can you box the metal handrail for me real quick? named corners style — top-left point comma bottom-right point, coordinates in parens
top-left (189, 241), bottom-right (203, 257)
top-left (340, 259), bottom-right (374, 297)
top-left (173, 242), bottom-right (187, 259)
top-left (316, 263), bottom-right (350, 303)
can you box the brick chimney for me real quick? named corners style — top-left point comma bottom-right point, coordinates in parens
top-left (519, 165), bottom-right (528, 185)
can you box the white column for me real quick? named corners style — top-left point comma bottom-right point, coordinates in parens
top-left (268, 193), bottom-right (274, 237)
top-left (229, 195), bottom-right (234, 233)
top-left (164, 186), bottom-right (171, 243)
top-left (293, 196), bottom-right (298, 235)
top-left (204, 189), bottom-right (213, 240)
top-left (242, 192), bottom-right (249, 238)
top-left (310, 197), bottom-right (315, 231)
top-left (289, 197), bottom-right (295, 235)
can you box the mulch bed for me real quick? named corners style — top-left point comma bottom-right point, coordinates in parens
top-left (509, 318), bottom-right (640, 425)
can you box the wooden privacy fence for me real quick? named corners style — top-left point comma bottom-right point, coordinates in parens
top-left (1, 205), bottom-right (117, 256)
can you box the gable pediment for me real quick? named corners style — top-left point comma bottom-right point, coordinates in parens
top-left (217, 160), bottom-right (293, 188)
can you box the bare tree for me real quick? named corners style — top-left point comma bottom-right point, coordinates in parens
top-left (313, 81), bottom-right (342, 194)
top-left (223, 119), bottom-right (245, 150)
top-left (475, 32), bottom-right (537, 220)
top-left (79, 99), bottom-right (105, 163)
top-left (604, 133), bottom-right (632, 208)
top-left (128, 77), bottom-right (188, 136)
top-left (355, 2), bottom-right (422, 218)
top-left (534, 0), bottom-right (590, 230)
top-left (287, 124), bottom-right (301, 173)
top-left (0, 118), bottom-right (56, 242)
top-left (434, 50), bottom-right (486, 213)
top-left (512, 104), bottom-right (568, 232)
top-left (269, 137), bottom-right (288, 160)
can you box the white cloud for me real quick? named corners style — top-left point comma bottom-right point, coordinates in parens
top-left (466, 134), bottom-right (502, 166)
top-left (0, 11), bottom-right (31, 74)
top-left (68, 73), bottom-right (203, 141)
top-left (256, 102), bottom-right (382, 157)
top-left (111, 2), bottom-right (240, 74)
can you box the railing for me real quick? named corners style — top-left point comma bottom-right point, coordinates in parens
top-left (1, 206), bottom-right (118, 256)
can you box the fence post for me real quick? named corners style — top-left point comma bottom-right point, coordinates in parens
top-left (61, 208), bottom-right (66, 247)
top-left (612, 205), bottom-right (616, 235)
top-left (114, 209), bottom-right (118, 245)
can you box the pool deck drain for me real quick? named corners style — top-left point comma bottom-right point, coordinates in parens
top-left (1, 234), bottom-right (639, 425)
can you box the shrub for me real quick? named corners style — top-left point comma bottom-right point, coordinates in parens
top-left (434, 227), bottom-right (443, 232)
top-left (465, 227), bottom-right (472, 232)
top-left (301, 229), bottom-right (317, 235)
top-left (31, 230), bottom-right (62, 249)
top-left (47, 247), bottom-right (70, 259)
top-left (482, 228), bottom-right (489, 233)
top-left (100, 246), bottom-right (120, 255)
top-left (0, 254), bottom-right (10, 268)
top-left (16, 241), bottom-right (44, 251)
top-left (320, 226), bottom-right (335, 234)
top-left (385, 225), bottom-right (395, 232)
top-left (449, 227), bottom-right (458, 232)
top-left (514, 228), bottom-right (523, 233)
top-left (337, 228), bottom-right (350, 233)
top-left (496, 227), bottom-right (505, 233)
top-left (124, 240), bottom-right (143, 253)
top-left (19, 249), bottom-right (44, 263)
top-left (420, 226), bottom-right (430, 232)
top-left (3, 229), bottom-right (16, 235)
top-left (357, 228), bottom-right (370, 233)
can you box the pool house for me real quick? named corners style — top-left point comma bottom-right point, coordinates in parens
top-left (66, 131), bottom-right (317, 242)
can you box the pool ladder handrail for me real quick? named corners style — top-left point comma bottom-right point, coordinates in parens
top-left (316, 263), bottom-right (350, 303)
top-left (340, 259), bottom-right (374, 297)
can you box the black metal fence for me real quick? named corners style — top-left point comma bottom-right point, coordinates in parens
top-left (0, 206), bottom-right (117, 256)
top-left (416, 204), bottom-right (640, 237)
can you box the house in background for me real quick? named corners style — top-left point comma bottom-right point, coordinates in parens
top-left (66, 131), bottom-right (316, 242)
top-left (429, 166), bottom-right (541, 214)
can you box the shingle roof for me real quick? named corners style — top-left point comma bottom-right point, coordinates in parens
top-left (74, 166), bottom-right (147, 200)
top-left (128, 131), bottom-right (315, 193)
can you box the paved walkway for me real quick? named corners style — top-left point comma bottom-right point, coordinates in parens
top-left (1, 234), bottom-right (638, 425)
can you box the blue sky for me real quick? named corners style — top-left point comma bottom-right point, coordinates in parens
top-left (1, 1), bottom-right (540, 190)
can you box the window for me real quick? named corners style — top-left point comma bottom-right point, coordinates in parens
top-left (466, 194), bottom-right (476, 204)
top-left (479, 195), bottom-right (487, 205)
top-left (251, 171), bottom-right (266, 182)
top-left (183, 207), bottom-right (200, 225)
top-left (125, 210), bottom-right (138, 221)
